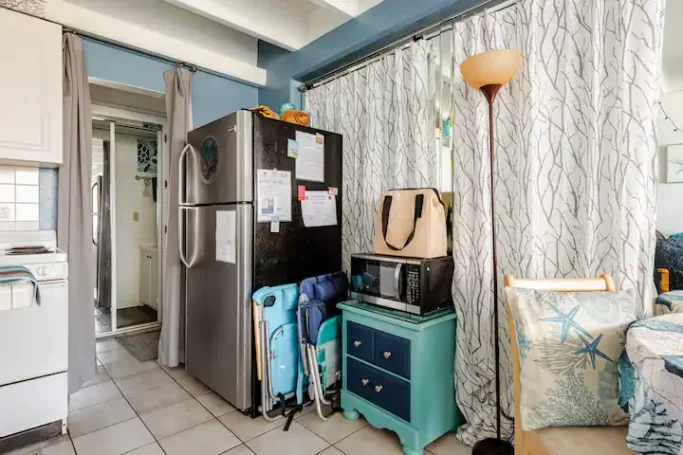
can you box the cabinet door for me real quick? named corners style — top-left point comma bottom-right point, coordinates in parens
top-left (0, 9), bottom-right (62, 165)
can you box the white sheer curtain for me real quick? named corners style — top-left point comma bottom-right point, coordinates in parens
top-left (307, 40), bottom-right (437, 272)
top-left (451, 0), bottom-right (665, 445)
top-left (305, 0), bottom-right (665, 447)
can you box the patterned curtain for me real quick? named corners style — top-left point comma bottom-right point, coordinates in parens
top-left (306, 40), bottom-right (437, 272)
top-left (451, 0), bottom-right (665, 446)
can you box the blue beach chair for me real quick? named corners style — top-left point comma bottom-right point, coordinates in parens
top-left (297, 272), bottom-right (348, 420)
top-left (252, 283), bottom-right (301, 423)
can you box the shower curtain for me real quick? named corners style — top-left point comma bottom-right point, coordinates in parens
top-left (95, 141), bottom-right (112, 309)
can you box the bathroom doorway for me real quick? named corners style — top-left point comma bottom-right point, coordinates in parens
top-left (90, 99), bottom-right (166, 338)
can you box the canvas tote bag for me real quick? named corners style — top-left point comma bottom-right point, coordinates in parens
top-left (373, 188), bottom-right (447, 258)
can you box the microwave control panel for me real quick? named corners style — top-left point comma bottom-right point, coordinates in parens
top-left (406, 265), bottom-right (421, 304)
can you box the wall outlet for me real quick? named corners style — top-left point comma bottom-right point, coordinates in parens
top-left (133, 211), bottom-right (139, 222)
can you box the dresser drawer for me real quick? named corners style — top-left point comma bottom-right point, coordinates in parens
top-left (347, 357), bottom-right (411, 422)
top-left (347, 321), bottom-right (374, 363)
top-left (374, 330), bottom-right (410, 379)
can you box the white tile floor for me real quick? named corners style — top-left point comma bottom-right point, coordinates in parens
top-left (8, 339), bottom-right (473, 455)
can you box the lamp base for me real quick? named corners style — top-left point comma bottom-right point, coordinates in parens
top-left (472, 438), bottom-right (513, 455)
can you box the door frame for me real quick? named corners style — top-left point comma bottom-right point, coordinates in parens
top-left (92, 104), bottom-right (167, 338)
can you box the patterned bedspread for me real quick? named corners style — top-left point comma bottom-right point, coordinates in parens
top-left (621, 315), bottom-right (683, 453)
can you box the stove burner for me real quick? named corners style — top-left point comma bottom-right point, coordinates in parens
top-left (5, 246), bottom-right (54, 255)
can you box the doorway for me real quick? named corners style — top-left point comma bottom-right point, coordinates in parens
top-left (91, 108), bottom-right (166, 337)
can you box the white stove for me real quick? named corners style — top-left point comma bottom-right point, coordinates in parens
top-left (0, 230), bottom-right (69, 439)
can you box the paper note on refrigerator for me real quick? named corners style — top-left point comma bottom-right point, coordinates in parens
top-left (295, 131), bottom-right (325, 183)
top-left (301, 191), bottom-right (337, 227)
top-left (215, 210), bottom-right (236, 263)
top-left (257, 169), bottom-right (292, 223)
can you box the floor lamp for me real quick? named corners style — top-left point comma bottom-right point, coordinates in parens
top-left (460, 49), bottom-right (522, 455)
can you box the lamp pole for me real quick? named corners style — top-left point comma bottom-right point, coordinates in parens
top-left (460, 49), bottom-right (520, 455)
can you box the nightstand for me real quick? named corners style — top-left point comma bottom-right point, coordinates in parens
top-left (338, 301), bottom-right (461, 455)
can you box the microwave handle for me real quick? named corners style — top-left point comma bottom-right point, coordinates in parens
top-left (394, 263), bottom-right (404, 300)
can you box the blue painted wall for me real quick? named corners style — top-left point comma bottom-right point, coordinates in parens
top-left (258, 0), bottom-right (490, 109)
top-left (83, 38), bottom-right (258, 128)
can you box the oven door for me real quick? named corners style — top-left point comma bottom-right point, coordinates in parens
top-left (351, 254), bottom-right (407, 312)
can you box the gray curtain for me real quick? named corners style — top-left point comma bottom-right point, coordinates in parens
top-left (59, 34), bottom-right (96, 393)
top-left (159, 68), bottom-right (193, 367)
top-left (95, 142), bottom-right (112, 309)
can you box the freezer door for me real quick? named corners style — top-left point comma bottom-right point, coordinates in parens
top-left (182, 111), bottom-right (253, 205)
top-left (185, 204), bottom-right (253, 411)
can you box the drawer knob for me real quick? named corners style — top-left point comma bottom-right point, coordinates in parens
top-left (361, 378), bottom-right (369, 386)
top-left (383, 351), bottom-right (392, 359)
top-left (353, 340), bottom-right (362, 347)
top-left (375, 385), bottom-right (383, 393)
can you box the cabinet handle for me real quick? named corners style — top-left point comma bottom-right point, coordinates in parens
top-left (361, 379), bottom-right (369, 386)
top-left (374, 385), bottom-right (383, 393)
top-left (353, 340), bottom-right (362, 347)
top-left (383, 351), bottom-right (392, 359)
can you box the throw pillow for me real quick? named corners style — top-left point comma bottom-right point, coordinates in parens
top-left (506, 288), bottom-right (637, 431)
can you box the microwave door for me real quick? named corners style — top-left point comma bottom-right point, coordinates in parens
top-left (357, 259), bottom-right (408, 312)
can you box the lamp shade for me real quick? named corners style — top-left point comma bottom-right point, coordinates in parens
top-left (460, 49), bottom-right (522, 90)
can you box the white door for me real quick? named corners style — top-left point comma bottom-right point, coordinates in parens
top-left (0, 8), bottom-right (62, 165)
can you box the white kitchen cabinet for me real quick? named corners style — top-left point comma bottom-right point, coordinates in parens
top-left (0, 9), bottom-right (62, 166)
top-left (139, 246), bottom-right (159, 311)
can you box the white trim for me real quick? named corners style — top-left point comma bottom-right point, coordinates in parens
top-left (95, 322), bottom-right (161, 340)
top-left (89, 77), bottom-right (165, 98)
top-left (46, 0), bottom-right (266, 87)
top-left (109, 121), bottom-right (118, 332)
top-left (156, 129), bottom-right (164, 325)
top-left (92, 105), bottom-right (166, 128)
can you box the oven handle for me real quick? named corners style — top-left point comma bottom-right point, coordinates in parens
top-left (394, 263), bottom-right (403, 300)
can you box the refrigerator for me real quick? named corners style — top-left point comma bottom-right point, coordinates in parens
top-left (180, 110), bottom-right (342, 415)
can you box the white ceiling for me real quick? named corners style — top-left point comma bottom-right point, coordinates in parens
top-left (159, 0), bottom-right (384, 51)
top-left (663, 1), bottom-right (683, 93)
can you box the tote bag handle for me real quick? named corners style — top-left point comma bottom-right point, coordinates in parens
top-left (381, 194), bottom-right (424, 251)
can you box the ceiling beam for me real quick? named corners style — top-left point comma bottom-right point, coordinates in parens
top-left (161, 0), bottom-right (311, 51)
top-left (306, 0), bottom-right (356, 17)
top-left (47, 0), bottom-right (267, 86)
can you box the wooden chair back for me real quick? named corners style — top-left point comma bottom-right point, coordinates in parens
top-left (504, 274), bottom-right (615, 455)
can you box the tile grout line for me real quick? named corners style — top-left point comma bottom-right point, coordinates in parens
top-left (102, 361), bottom-right (170, 455)
top-left (154, 360), bottom-right (250, 453)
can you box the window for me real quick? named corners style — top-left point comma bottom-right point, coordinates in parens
top-left (0, 166), bottom-right (40, 231)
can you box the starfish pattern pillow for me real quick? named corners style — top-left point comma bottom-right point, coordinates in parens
top-left (506, 288), bottom-right (637, 431)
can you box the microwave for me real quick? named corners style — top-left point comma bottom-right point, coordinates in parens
top-left (350, 253), bottom-right (453, 315)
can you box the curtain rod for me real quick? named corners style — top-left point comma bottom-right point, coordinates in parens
top-left (302, 0), bottom-right (519, 91)
top-left (64, 28), bottom-right (201, 74)
top-left (9, 5), bottom-right (246, 83)
top-left (5, 7), bottom-right (209, 78)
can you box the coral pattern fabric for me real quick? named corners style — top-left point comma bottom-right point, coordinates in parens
top-left (506, 288), bottom-right (637, 431)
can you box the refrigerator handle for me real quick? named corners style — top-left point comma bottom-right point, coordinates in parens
top-left (178, 143), bottom-right (196, 205)
top-left (178, 206), bottom-right (198, 268)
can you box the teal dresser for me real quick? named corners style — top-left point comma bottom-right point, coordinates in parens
top-left (338, 301), bottom-right (460, 455)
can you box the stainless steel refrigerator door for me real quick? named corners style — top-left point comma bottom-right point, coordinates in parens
top-left (181, 111), bottom-right (253, 205)
top-left (184, 203), bottom-right (253, 411)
